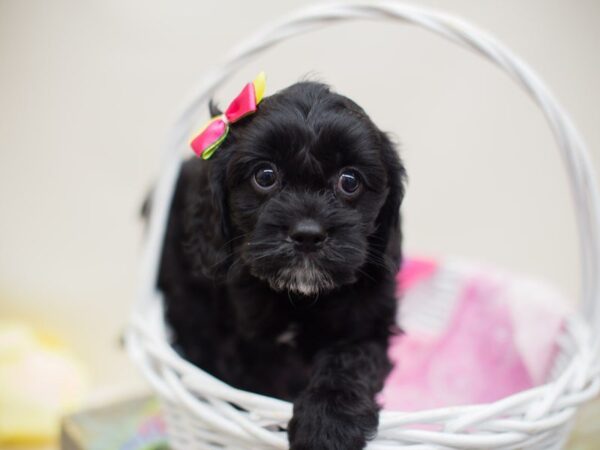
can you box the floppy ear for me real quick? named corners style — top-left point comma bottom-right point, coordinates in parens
top-left (371, 131), bottom-right (406, 272)
top-left (182, 158), bottom-right (232, 280)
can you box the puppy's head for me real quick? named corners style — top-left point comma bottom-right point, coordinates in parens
top-left (203, 81), bottom-right (405, 296)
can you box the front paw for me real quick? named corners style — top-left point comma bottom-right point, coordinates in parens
top-left (287, 393), bottom-right (378, 450)
top-left (288, 414), bottom-right (367, 450)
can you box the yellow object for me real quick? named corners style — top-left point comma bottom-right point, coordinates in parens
top-left (253, 71), bottom-right (266, 104)
top-left (0, 321), bottom-right (88, 445)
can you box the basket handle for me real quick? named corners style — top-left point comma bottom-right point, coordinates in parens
top-left (139, 2), bottom-right (600, 354)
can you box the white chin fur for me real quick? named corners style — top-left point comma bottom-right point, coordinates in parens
top-left (270, 260), bottom-right (334, 296)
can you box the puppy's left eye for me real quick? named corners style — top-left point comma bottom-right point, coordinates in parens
top-left (337, 169), bottom-right (362, 197)
top-left (252, 163), bottom-right (278, 193)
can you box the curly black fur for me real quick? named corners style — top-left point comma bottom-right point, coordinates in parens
top-left (158, 81), bottom-right (406, 449)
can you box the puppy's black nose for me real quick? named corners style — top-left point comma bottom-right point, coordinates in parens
top-left (290, 219), bottom-right (326, 251)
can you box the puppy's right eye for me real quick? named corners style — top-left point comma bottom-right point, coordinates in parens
top-left (252, 163), bottom-right (278, 193)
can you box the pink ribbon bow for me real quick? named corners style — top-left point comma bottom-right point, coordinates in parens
top-left (190, 72), bottom-right (266, 159)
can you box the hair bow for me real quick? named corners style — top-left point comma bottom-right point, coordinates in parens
top-left (190, 72), bottom-right (266, 159)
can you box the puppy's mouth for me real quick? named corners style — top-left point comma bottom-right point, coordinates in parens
top-left (244, 239), bottom-right (364, 297)
top-left (266, 258), bottom-right (335, 296)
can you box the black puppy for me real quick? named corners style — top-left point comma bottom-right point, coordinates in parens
top-left (158, 81), bottom-right (405, 450)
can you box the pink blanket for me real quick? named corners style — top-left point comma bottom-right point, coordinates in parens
top-left (379, 258), bottom-right (568, 411)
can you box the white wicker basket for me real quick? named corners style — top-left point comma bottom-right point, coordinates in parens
top-left (125, 3), bottom-right (600, 449)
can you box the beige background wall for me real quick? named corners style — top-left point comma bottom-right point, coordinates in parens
top-left (1, 0), bottom-right (599, 394)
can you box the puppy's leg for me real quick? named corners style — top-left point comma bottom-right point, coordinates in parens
top-left (288, 339), bottom-right (391, 450)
